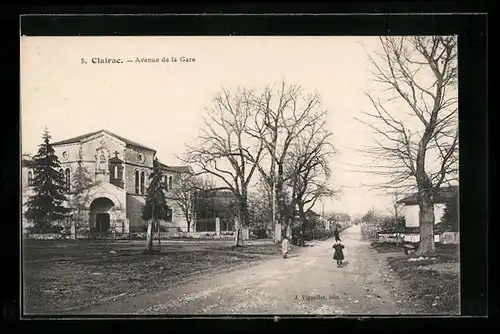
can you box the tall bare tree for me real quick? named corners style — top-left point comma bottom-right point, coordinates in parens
top-left (358, 36), bottom-right (458, 254)
top-left (246, 82), bottom-right (328, 242)
top-left (284, 119), bottom-right (338, 237)
top-left (183, 88), bottom-right (264, 246)
top-left (169, 173), bottom-right (211, 233)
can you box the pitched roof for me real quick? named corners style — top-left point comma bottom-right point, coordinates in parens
top-left (396, 185), bottom-right (459, 205)
top-left (51, 129), bottom-right (156, 152)
top-left (196, 189), bottom-right (235, 199)
top-left (109, 156), bottom-right (124, 163)
top-left (159, 162), bottom-right (191, 173)
top-left (306, 210), bottom-right (321, 217)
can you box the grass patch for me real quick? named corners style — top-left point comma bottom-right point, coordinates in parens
top-left (370, 242), bottom-right (405, 253)
top-left (431, 244), bottom-right (460, 262)
top-left (22, 239), bottom-right (233, 263)
top-left (386, 246), bottom-right (459, 314)
top-left (22, 240), bottom-right (271, 314)
top-left (225, 243), bottom-right (282, 256)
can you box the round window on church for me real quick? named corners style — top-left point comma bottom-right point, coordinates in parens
top-left (138, 153), bottom-right (145, 163)
top-left (62, 151), bottom-right (68, 161)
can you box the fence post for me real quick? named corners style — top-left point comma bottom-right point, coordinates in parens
top-left (215, 217), bottom-right (221, 237)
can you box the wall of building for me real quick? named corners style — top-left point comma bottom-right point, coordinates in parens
top-left (403, 203), bottom-right (446, 227)
top-left (126, 194), bottom-right (147, 232)
top-left (124, 146), bottom-right (155, 168)
top-left (53, 134), bottom-right (127, 186)
top-left (163, 199), bottom-right (188, 231)
top-left (53, 143), bottom-right (82, 166)
top-left (404, 234), bottom-right (440, 243)
top-left (21, 166), bottom-right (34, 192)
top-left (124, 164), bottom-right (151, 195)
top-left (126, 195), bottom-right (189, 232)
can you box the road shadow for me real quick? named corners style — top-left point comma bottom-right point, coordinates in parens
top-left (285, 254), bottom-right (299, 259)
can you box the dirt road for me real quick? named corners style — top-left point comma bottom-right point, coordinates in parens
top-left (75, 225), bottom-right (402, 315)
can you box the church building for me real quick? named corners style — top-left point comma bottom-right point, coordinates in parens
top-left (21, 129), bottom-right (192, 237)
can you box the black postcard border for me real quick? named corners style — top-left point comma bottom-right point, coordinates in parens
top-left (2, 5), bottom-right (491, 332)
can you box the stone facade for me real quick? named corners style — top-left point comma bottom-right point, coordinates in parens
top-left (22, 129), bottom-right (192, 237)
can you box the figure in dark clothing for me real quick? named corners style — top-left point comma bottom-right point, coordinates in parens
top-left (333, 241), bottom-right (345, 267)
top-left (334, 228), bottom-right (341, 242)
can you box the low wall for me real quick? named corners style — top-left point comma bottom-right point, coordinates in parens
top-left (377, 233), bottom-right (405, 244)
top-left (23, 233), bottom-right (73, 240)
top-left (23, 231), bottom-right (237, 240)
top-left (130, 231), bottom-right (235, 240)
top-left (375, 231), bottom-right (459, 245)
top-left (440, 232), bottom-right (460, 244)
top-left (404, 233), bottom-right (440, 243)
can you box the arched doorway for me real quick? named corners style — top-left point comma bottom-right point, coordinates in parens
top-left (90, 197), bottom-right (115, 238)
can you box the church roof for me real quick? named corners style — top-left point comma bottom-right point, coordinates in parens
top-left (52, 129), bottom-right (156, 152)
top-left (109, 155), bottom-right (124, 163)
top-left (159, 162), bottom-right (191, 173)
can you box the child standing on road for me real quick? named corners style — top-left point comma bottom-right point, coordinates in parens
top-left (282, 237), bottom-right (290, 259)
top-left (333, 240), bottom-right (345, 267)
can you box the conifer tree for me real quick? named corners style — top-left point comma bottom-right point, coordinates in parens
top-left (25, 128), bottom-right (72, 232)
top-left (440, 192), bottom-right (459, 232)
top-left (142, 157), bottom-right (169, 253)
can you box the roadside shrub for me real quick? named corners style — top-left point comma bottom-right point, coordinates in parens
top-left (360, 223), bottom-right (378, 241)
top-left (252, 229), bottom-right (269, 239)
top-left (26, 225), bottom-right (63, 234)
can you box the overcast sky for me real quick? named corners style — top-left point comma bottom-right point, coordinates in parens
top-left (21, 36), bottom-right (420, 218)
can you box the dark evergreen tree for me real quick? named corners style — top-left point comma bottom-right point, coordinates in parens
top-left (439, 192), bottom-right (459, 232)
top-left (142, 158), bottom-right (169, 252)
top-left (25, 128), bottom-right (72, 232)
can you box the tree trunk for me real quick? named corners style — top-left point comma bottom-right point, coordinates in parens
top-left (417, 190), bottom-right (436, 255)
top-left (282, 216), bottom-right (289, 242)
top-left (75, 208), bottom-right (79, 240)
top-left (298, 204), bottom-right (306, 243)
top-left (234, 227), bottom-right (240, 247)
top-left (235, 194), bottom-right (248, 247)
top-left (157, 220), bottom-right (161, 252)
top-left (274, 213), bottom-right (281, 244)
top-left (145, 220), bottom-right (154, 253)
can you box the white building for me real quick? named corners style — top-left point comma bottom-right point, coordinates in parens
top-left (397, 185), bottom-right (458, 243)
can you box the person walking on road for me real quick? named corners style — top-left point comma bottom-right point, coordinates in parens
top-left (333, 240), bottom-right (345, 267)
top-left (334, 227), bottom-right (341, 242)
top-left (282, 237), bottom-right (290, 259)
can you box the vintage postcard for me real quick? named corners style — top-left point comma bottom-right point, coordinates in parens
top-left (21, 35), bottom-right (460, 316)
